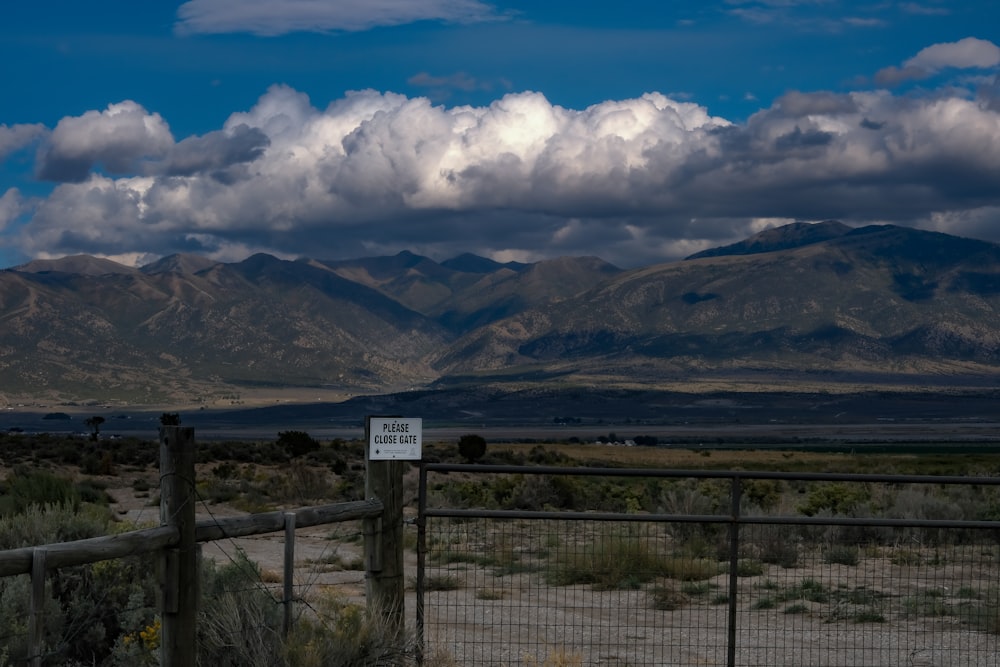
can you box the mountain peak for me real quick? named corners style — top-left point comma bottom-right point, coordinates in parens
top-left (686, 220), bottom-right (852, 260)
top-left (441, 253), bottom-right (529, 274)
top-left (14, 255), bottom-right (137, 276)
top-left (141, 253), bottom-right (220, 275)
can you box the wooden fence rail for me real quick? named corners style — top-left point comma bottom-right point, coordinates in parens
top-left (0, 426), bottom-right (394, 667)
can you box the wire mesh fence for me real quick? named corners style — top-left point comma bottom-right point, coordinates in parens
top-left (418, 466), bottom-right (1000, 666)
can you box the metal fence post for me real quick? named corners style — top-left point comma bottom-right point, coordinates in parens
top-left (727, 476), bottom-right (742, 667)
top-left (159, 426), bottom-right (198, 667)
top-left (283, 512), bottom-right (296, 637)
top-left (415, 462), bottom-right (429, 664)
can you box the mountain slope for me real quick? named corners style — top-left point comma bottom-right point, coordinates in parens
top-left (317, 252), bottom-right (621, 333)
top-left (433, 224), bottom-right (1000, 383)
top-left (685, 220), bottom-right (852, 259)
top-left (2, 222), bottom-right (999, 403)
top-left (0, 254), bottom-right (450, 401)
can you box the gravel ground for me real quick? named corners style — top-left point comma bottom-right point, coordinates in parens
top-left (108, 486), bottom-right (1000, 667)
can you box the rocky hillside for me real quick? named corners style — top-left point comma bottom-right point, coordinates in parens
top-left (433, 224), bottom-right (1000, 385)
top-left (2, 222), bottom-right (998, 403)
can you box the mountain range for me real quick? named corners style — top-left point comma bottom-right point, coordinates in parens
top-left (2, 221), bottom-right (999, 405)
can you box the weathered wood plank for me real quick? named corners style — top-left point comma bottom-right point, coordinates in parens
top-left (193, 499), bottom-right (383, 541)
top-left (0, 526), bottom-right (180, 577)
top-left (0, 500), bottom-right (384, 577)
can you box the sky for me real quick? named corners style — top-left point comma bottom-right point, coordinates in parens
top-left (1, 1), bottom-right (999, 269)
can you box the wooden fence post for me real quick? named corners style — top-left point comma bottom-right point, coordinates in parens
top-left (364, 417), bottom-right (405, 634)
top-left (159, 426), bottom-right (198, 667)
top-left (28, 548), bottom-right (46, 667)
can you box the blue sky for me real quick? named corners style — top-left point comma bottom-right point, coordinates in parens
top-left (1, 1), bottom-right (999, 268)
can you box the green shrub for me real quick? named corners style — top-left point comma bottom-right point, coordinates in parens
top-left (0, 468), bottom-right (81, 516)
top-left (650, 583), bottom-right (689, 611)
top-left (757, 526), bottom-right (799, 568)
top-left (277, 430), bottom-right (320, 459)
top-left (0, 504), bottom-right (157, 666)
top-left (680, 581), bottom-right (716, 597)
top-left (903, 589), bottom-right (952, 618)
top-left (798, 483), bottom-right (868, 517)
top-left (197, 549), bottom-right (285, 667)
top-left (851, 609), bottom-right (886, 623)
top-left (824, 545), bottom-right (860, 566)
top-left (476, 588), bottom-right (505, 600)
top-left (547, 529), bottom-right (674, 589)
top-left (285, 590), bottom-right (415, 666)
top-left (777, 578), bottom-right (829, 604)
top-left (956, 588), bottom-right (1000, 634)
top-left (737, 559), bottom-right (765, 577)
top-left (457, 434), bottom-right (487, 463)
top-left (424, 574), bottom-right (462, 591)
top-left (660, 556), bottom-right (726, 582)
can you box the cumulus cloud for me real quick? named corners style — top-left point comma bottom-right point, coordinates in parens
top-left (0, 123), bottom-right (47, 160)
top-left (175, 0), bottom-right (502, 36)
top-left (32, 103), bottom-right (275, 185)
top-left (36, 102), bottom-right (174, 182)
top-left (12, 80), bottom-right (1000, 268)
top-left (876, 37), bottom-right (1000, 85)
top-left (0, 189), bottom-right (27, 232)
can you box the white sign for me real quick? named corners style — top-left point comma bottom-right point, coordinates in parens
top-left (369, 417), bottom-right (422, 460)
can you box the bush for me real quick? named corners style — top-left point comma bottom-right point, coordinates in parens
top-left (197, 549), bottom-right (285, 667)
top-left (0, 467), bottom-right (81, 515)
top-left (457, 434), bottom-right (487, 463)
top-left (0, 504), bottom-right (157, 666)
top-left (285, 590), bottom-right (416, 666)
top-left (824, 545), bottom-right (860, 566)
top-left (650, 582), bottom-right (689, 610)
top-left (277, 430), bottom-right (320, 459)
top-left (798, 483), bottom-right (869, 517)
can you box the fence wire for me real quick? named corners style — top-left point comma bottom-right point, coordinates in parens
top-left (423, 518), bottom-right (1000, 666)
top-left (419, 467), bottom-right (1000, 667)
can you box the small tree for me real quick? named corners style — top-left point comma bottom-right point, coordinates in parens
top-left (278, 430), bottom-right (320, 459)
top-left (457, 434), bottom-right (487, 463)
top-left (84, 416), bottom-right (105, 442)
top-left (159, 413), bottom-right (181, 425)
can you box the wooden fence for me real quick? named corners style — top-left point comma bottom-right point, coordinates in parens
top-left (0, 426), bottom-right (399, 667)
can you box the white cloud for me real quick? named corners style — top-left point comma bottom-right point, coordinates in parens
top-left (36, 102), bottom-right (174, 182)
top-left (876, 37), bottom-right (1000, 85)
top-left (175, 0), bottom-right (502, 36)
top-left (906, 37), bottom-right (1000, 71)
top-left (13, 84), bottom-right (1000, 268)
top-left (0, 189), bottom-right (26, 232)
top-left (0, 124), bottom-right (47, 160)
top-left (899, 3), bottom-right (950, 16)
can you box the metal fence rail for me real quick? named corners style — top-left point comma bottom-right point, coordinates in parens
top-left (417, 464), bottom-right (1000, 667)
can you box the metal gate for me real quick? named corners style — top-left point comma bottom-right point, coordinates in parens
top-left (416, 463), bottom-right (1000, 666)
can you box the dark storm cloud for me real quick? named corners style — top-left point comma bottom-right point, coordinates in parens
top-left (161, 125), bottom-right (270, 176)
